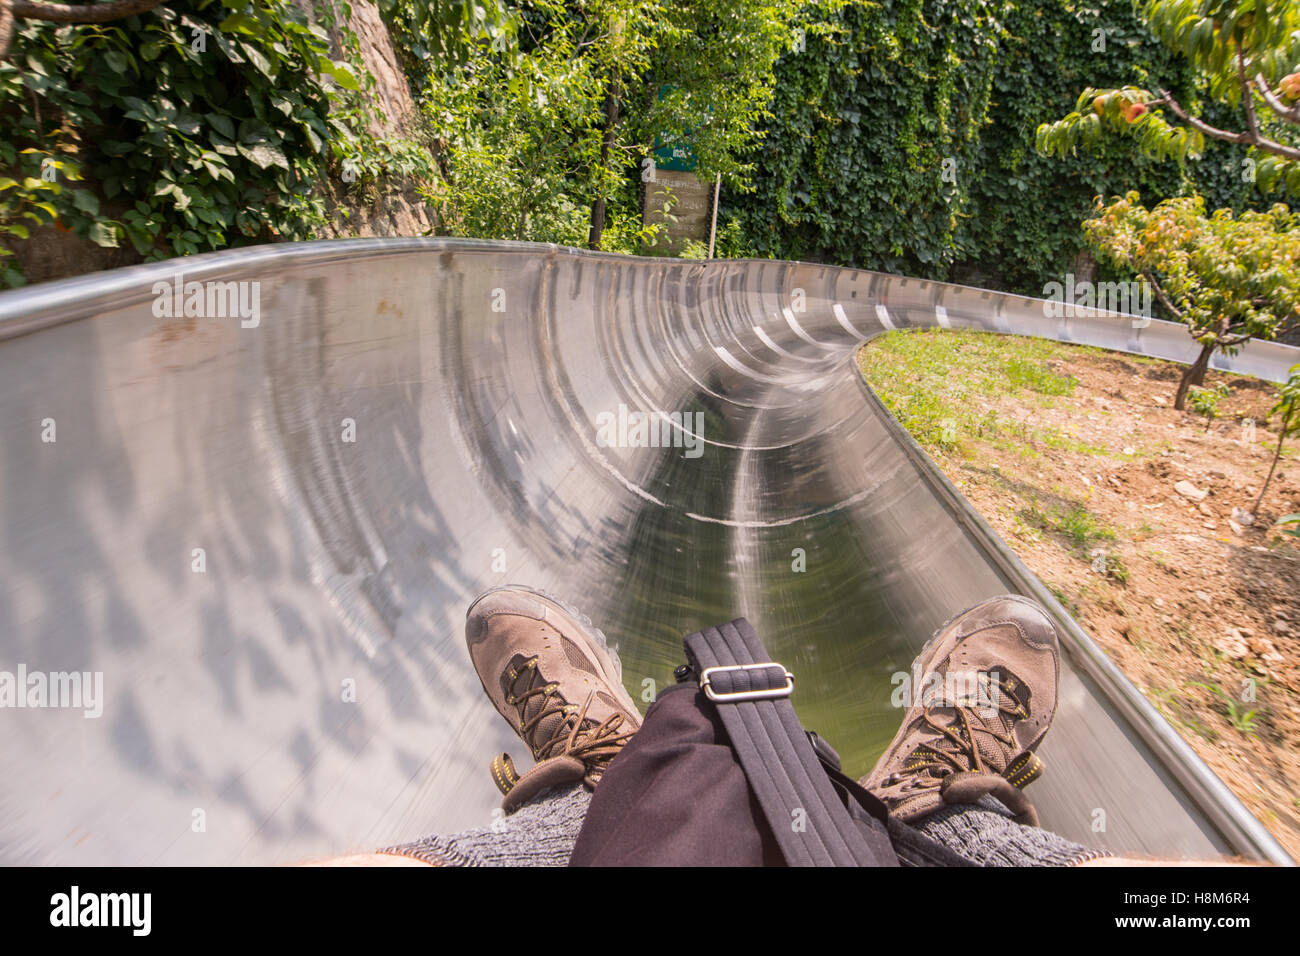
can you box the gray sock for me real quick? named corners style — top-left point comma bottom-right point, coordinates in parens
top-left (381, 783), bottom-right (591, 867)
top-left (381, 785), bottom-right (1105, 867)
top-left (914, 797), bottom-right (1109, 866)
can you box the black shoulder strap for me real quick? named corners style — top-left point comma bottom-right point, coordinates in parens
top-left (683, 618), bottom-right (894, 867)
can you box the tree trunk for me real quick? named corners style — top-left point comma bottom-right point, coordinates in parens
top-left (1253, 405), bottom-right (1294, 516)
top-left (1174, 343), bottom-right (1214, 410)
top-left (0, 1), bottom-right (14, 60)
top-left (587, 80), bottom-right (621, 251)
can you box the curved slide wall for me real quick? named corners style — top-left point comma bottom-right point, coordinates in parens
top-left (0, 239), bottom-right (1293, 865)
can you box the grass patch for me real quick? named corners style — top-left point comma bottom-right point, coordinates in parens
top-left (859, 330), bottom-right (1085, 459)
top-left (1150, 686), bottom-right (1218, 742)
top-left (1024, 500), bottom-right (1117, 549)
top-left (1109, 555), bottom-right (1130, 584)
top-left (1005, 356), bottom-right (1076, 395)
top-left (1190, 681), bottom-right (1263, 737)
top-left (1048, 585), bottom-right (1079, 616)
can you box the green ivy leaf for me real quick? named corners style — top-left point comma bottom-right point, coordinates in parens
top-left (238, 142), bottom-right (290, 170)
top-left (237, 120), bottom-right (276, 145)
top-left (241, 43), bottom-right (274, 79)
top-left (174, 113), bottom-right (204, 136)
top-left (218, 13), bottom-right (258, 35)
top-left (206, 112), bottom-right (236, 140)
top-left (71, 190), bottom-right (100, 216)
top-left (209, 28), bottom-right (245, 64)
top-left (88, 221), bottom-right (120, 247)
top-left (318, 57), bottom-right (361, 92)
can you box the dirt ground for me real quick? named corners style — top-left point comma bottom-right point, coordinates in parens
top-left (860, 331), bottom-right (1300, 860)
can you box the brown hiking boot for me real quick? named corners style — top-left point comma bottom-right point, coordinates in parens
top-left (860, 595), bottom-right (1060, 826)
top-left (466, 585), bottom-right (642, 813)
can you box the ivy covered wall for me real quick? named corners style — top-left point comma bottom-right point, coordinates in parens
top-left (0, 0), bottom-right (435, 288)
top-left (722, 0), bottom-right (1265, 297)
top-left (2, 0), bottom-right (1284, 295)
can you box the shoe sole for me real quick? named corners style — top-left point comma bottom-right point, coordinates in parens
top-left (466, 584), bottom-right (642, 723)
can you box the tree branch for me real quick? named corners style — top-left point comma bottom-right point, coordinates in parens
top-left (1157, 87), bottom-right (1300, 160)
top-left (12, 0), bottom-right (166, 24)
top-left (1254, 73), bottom-right (1300, 123)
top-left (1155, 89), bottom-right (1250, 142)
top-left (1143, 271), bottom-right (1186, 321)
top-left (1238, 50), bottom-right (1262, 141)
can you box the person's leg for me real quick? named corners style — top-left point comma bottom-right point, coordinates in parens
top-left (375, 585), bottom-right (641, 867)
top-left (377, 783), bottom-right (591, 866)
top-left (861, 595), bottom-right (1108, 866)
top-left (903, 799), bottom-right (1106, 866)
top-left (305, 588), bottom-right (1260, 867)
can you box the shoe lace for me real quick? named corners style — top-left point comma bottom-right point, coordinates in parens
top-left (509, 657), bottom-right (636, 782)
top-left (886, 671), bottom-right (1029, 792)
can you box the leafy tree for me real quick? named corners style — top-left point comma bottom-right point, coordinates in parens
top-left (1037, 0), bottom-right (1300, 192)
top-left (581, 0), bottom-right (808, 250)
top-left (566, 0), bottom-right (656, 250)
top-left (1084, 191), bottom-right (1300, 408)
top-left (2, 1), bottom-right (346, 284)
top-left (376, 0), bottom-right (517, 80)
top-left (0, 0), bottom-right (447, 287)
top-left (722, 0), bottom-right (1245, 292)
top-left (417, 0), bottom-right (809, 252)
top-left (419, 17), bottom-right (607, 245)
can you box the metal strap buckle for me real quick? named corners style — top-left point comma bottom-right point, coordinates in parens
top-left (699, 662), bottom-right (794, 703)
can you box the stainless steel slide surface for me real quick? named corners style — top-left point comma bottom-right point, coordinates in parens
top-left (0, 238), bottom-right (1293, 865)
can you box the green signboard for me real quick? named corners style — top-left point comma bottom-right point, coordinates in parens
top-left (651, 85), bottom-right (697, 172)
top-left (652, 134), bottom-right (696, 172)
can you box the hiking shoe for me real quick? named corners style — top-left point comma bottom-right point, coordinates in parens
top-left (466, 585), bottom-right (642, 813)
top-left (860, 595), bottom-right (1060, 826)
